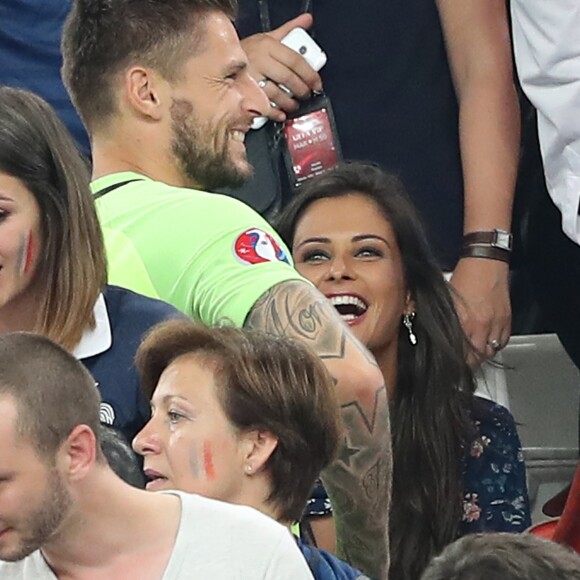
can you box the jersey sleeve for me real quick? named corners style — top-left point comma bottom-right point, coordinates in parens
top-left (175, 194), bottom-right (305, 326)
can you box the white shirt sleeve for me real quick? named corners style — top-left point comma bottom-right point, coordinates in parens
top-left (511, 0), bottom-right (580, 245)
top-left (263, 531), bottom-right (314, 580)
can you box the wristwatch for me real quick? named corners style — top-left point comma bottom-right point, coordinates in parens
top-left (463, 229), bottom-right (513, 252)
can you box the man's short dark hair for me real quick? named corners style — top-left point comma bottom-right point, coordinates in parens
top-left (0, 332), bottom-right (102, 458)
top-left (61, 0), bottom-right (238, 131)
top-left (421, 533), bottom-right (580, 580)
top-left (136, 319), bottom-right (342, 523)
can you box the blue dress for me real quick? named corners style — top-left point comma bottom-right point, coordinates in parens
top-left (459, 397), bottom-right (531, 533)
top-left (306, 397), bottom-right (531, 534)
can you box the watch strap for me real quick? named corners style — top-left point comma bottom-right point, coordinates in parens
top-left (461, 245), bottom-right (510, 263)
top-left (463, 229), bottom-right (513, 251)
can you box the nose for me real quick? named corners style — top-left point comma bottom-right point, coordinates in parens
top-left (326, 255), bottom-right (355, 282)
top-left (241, 74), bottom-right (270, 118)
top-left (132, 419), bottom-right (161, 456)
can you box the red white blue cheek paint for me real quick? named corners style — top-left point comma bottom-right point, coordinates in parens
top-left (189, 445), bottom-right (201, 479)
top-left (17, 231), bottom-right (35, 277)
top-left (203, 441), bottom-right (216, 481)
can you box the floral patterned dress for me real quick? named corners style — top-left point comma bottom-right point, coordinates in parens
top-left (460, 397), bottom-right (531, 533)
top-left (306, 397), bottom-right (531, 535)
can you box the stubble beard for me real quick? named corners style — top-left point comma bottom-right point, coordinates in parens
top-left (0, 469), bottom-right (72, 562)
top-left (170, 98), bottom-right (252, 191)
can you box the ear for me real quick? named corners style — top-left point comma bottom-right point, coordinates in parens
top-left (241, 430), bottom-right (279, 475)
top-left (125, 66), bottom-right (166, 121)
top-left (59, 424), bottom-right (99, 482)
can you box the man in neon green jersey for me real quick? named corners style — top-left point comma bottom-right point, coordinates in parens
top-left (62, 2), bottom-right (389, 576)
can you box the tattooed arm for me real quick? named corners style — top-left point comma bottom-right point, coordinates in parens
top-left (245, 280), bottom-right (391, 579)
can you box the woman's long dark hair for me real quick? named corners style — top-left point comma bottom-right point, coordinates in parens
top-left (276, 162), bottom-right (477, 580)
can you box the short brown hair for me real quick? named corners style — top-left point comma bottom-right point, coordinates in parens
top-left (421, 533), bottom-right (580, 580)
top-left (136, 319), bottom-right (342, 522)
top-left (62, 0), bottom-right (238, 131)
top-left (0, 333), bottom-right (103, 459)
top-left (0, 87), bottom-right (107, 350)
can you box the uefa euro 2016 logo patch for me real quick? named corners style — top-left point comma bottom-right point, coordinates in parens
top-left (234, 228), bottom-right (290, 265)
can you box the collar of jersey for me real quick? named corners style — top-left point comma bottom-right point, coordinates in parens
top-left (73, 293), bottom-right (112, 360)
top-left (90, 171), bottom-right (150, 194)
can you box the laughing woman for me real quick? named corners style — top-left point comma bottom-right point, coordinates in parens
top-left (275, 162), bottom-right (531, 580)
top-left (0, 87), bottom-right (180, 443)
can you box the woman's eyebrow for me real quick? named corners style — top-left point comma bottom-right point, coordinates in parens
top-left (295, 236), bottom-right (331, 249)
top-left (352, 234), bottom-right (391, 247)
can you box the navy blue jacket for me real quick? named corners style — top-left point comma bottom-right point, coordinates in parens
top-left (82, 285), bottom-right (183, 443)
top-left (298, 540), bottom-right (367, 580)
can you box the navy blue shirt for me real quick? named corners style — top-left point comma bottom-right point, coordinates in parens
top-left (298, 539), bottom-right (367, 580)
top-left (236, 0), bottom-right (464, 269)
top-left (0, 0), bottom-right (90, 157)
top-left (82, 285), bottom-right (183, 443)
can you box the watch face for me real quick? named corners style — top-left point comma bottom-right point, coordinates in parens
top-left (495, 230), bottom-right (512, 251)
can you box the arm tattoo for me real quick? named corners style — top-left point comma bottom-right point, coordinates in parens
top-left (247, 282), bottom-right (392, 579)
top-left (328, 385), bottom-right (391, 579)
top-left (246, 280), bottom-right (348, 358)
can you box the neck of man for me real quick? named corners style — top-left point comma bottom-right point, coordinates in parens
top-left (40, 468), bottom-right (181, 578)
top-left (91, 130), bottom-right (202, 190)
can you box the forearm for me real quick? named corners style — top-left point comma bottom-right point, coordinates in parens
top-left (246, 280), bottom-right (391, 578)
top-left (459, 75), bottom-right (520, 234)
top-left (321, 378), bottom-right (391, 579)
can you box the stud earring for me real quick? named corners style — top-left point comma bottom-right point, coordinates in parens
top-left (403, 312), bottom-right (417, 345)
top-left (245, 465), bottom-right (253, 474)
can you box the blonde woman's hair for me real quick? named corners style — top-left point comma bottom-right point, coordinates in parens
top-left (0, 87), bottom-right (107, 350)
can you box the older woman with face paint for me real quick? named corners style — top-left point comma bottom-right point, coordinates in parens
top-left (132, 319), bottom-right (367, 580)
top-left (0, 87), bottom-right (181, 444)
top-left (275, 162), bottom-right (531, 580)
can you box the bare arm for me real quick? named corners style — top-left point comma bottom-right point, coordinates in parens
top-left (246, 280), bottom-right (391, 579)
top-left (437, 0), bottom-right (520, 362)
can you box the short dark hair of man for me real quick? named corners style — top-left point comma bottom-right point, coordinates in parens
top-left (136, 319), bottom-right (342, 523)
top-left (61, 0), bottom-right (237, 132)
top-left (99, 424), bottom-right (145, 488)
top-left (420, 533), bottom-right (580, 580)
top-left (0, 332), bottom-right (103, 459)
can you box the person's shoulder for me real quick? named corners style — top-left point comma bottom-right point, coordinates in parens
top-left (297, 540), bottom-right (367, 580)
top-left (103, 285), bottom-right (183, 324)
top-left (472, 396), bottom-right (517, 433)
top-left (172, 490), bottom-right (286, 533)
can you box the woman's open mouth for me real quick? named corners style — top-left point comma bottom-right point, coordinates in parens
top-left (327, 294), bottom-right (368, 324)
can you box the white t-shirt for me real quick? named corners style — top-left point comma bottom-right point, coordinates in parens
top-left (511, 0), bottom-right (580, 245)
top-left (0, 491), bottom-right (314, 579)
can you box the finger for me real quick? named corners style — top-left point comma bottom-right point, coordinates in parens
top-left (269, 13), bottom-right (314, 41)
top-left (262, 82), bottom-right (300, 114)
top-left (261, 48), bottom-right (322, 97)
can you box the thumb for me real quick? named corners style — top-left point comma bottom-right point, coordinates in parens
top-left (269, 13), bottom-right (314, 40)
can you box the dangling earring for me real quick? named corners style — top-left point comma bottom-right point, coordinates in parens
top-left (403, 312), bottom-right (417, 345)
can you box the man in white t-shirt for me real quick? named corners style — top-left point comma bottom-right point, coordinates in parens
top-left (0, 333), bottom-right (312, 580)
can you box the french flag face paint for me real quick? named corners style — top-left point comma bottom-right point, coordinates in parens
top-left (203, 441), bottom-right (216, 481)
top-left (17, 231), bottom-right (35, 277)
